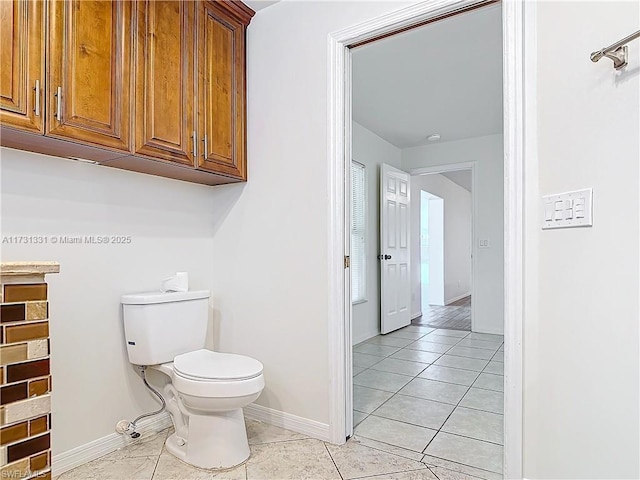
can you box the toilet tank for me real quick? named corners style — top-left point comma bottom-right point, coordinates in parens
top-left (121, 290), bottom-right (210, 365)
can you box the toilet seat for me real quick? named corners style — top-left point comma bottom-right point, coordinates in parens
top-left (174, 349), bottom-right (263, 382)
top-left (161, 349), bottom-right (265, 399)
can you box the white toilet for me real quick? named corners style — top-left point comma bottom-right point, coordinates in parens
top-left (121, 290), bottom-right (264, 469)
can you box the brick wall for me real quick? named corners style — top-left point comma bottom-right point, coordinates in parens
top-left (1, 269), bottom-right (56, 480)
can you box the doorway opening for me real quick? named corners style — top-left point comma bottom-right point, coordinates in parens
top-left (328, 0), bottom-right (525, 477)
top-left (334, 0), bottom-right (523, 477)
top-left (413, 168), bottom-right (474, 332)
top-left (420, 189), bottom-right (445, 315)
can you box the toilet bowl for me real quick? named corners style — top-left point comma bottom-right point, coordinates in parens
top-left (121, 290), bottom-right (264, 470)
top-left (153, 349), bottom-right (264, 469)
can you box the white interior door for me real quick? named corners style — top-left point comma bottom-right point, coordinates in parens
top-left (380, 164), bottom-right (411, 334)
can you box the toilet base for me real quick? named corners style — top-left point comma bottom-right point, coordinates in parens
top-left (165, 407), bottom-right (250, 470)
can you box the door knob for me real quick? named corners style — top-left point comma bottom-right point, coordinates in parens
top-left (385, 254), bottom-right (392, 260)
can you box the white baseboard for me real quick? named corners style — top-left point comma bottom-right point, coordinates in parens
top-left (52, 412), bottom-right (172, 477)
top-left (352, 329), bottom-right (380, 345)
top-left (473, 327), bottom-right (505, 335)
top-left (244, 403), bottom-right (331, 442)
top-left (445, 292), bottom-right (471, 305)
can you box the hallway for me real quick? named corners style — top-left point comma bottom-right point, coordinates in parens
top-left (353, 324), bottom-right (504, 478)
top-left (414, 296), bottom-right (472, 331)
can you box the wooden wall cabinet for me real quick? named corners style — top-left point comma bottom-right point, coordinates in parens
top-left (0, 0), bottom-right (254, 186)
top-left (134, 0), bottom-right (195, 166)
top-left (0, 0), bottom-right (45, 134)
top-left (47, 0), bottom-right (131, 152)
top-left (197, 1), bottom-right (250, 180)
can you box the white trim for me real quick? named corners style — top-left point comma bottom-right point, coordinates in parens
top-left (446, 292), bottom-right (472, 305)
top-left (244, 404), bottom-right (331, 442)
top-left (343, 46), bottom-right (354, 441)
top-left (327, 27), bottom-right (349, 445)
top-left (470, 164), bottom-right (479, 333)
top-left (503, 0), bottom-right (527, 478)
top-left (410, 162), bottom-right (477, 176)
top-left (52, 412), bottom-right (172, 477)
top-left (328, 0), bottom-right (526, 477)
top-left (410, 161), bottom-right (478, 331)
top-left (352, 329), bottom-right (381, 345)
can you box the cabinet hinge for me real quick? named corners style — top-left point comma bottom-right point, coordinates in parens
top-left (344, 256), bottom-right (350, 269)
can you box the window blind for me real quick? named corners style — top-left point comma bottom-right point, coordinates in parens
top-left (351, 161), bottom-right (366, 303)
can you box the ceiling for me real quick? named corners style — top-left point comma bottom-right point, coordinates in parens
top-left (243, 0), bottom-right (280, 12)
top-left (352, 4), bottom-right (503, 148)
top-left (441, 170), bottom-right (472, 191)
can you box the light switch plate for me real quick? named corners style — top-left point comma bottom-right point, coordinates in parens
top-left (542, 188), bottom-right (593, 229)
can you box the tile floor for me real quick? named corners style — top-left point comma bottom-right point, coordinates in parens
top-left (353, 325), bottom-right (504, 479)
top-left (417, 297), bottom-right (472, 331)
top-left (54, 324), bottom-right (502, 480)
top-left (54, 416), bottom-right (498, 480)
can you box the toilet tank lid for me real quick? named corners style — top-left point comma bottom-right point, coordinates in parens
top-left (121, 290), bottom-right (210, 305)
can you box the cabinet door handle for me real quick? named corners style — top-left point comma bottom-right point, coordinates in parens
top-left (192, 131), bottom-right (198, 158)
top-left (33, 80), bottom-right (40, 116)
top-left (202, 135), bottom-right (208, 159)
top-left (55, 86), bottom-right (62, 121)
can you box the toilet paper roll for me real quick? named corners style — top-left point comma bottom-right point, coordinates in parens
top-left (160, 272), bottom-right (189, 293)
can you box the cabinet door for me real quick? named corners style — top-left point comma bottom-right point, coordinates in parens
top-left (197, 2), bottom-right (248, 179)
top-left (0, 0), bottom-right (45, 133)
top-left (47, 0), bottom-right (131, 151)
top-left (134, 1), bottom-right (195, 166)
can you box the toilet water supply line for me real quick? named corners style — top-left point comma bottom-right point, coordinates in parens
top-left (115, 366), bottom-right (166, 439)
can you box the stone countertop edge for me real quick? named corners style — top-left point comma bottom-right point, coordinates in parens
top-left (1, 261), bottom-right (61, 275)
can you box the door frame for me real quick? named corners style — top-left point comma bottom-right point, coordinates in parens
top-left (410, 162), bottom-right (478, 331)
top-left (327, 0), bottom-right (527, 478)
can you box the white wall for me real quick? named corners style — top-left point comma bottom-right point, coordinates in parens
top-left (351, 122), bottom-right (402, 344)
top-left (410, 173), bottom-right (471, 317)
top-left (402, 135), bottom-right (503, 334)
top-left (211, 1), bottom-right (413, 426)
top-left (0, 148), bottom-right (236, 455)
top-left (523, 1), bottom-right (640, 478)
